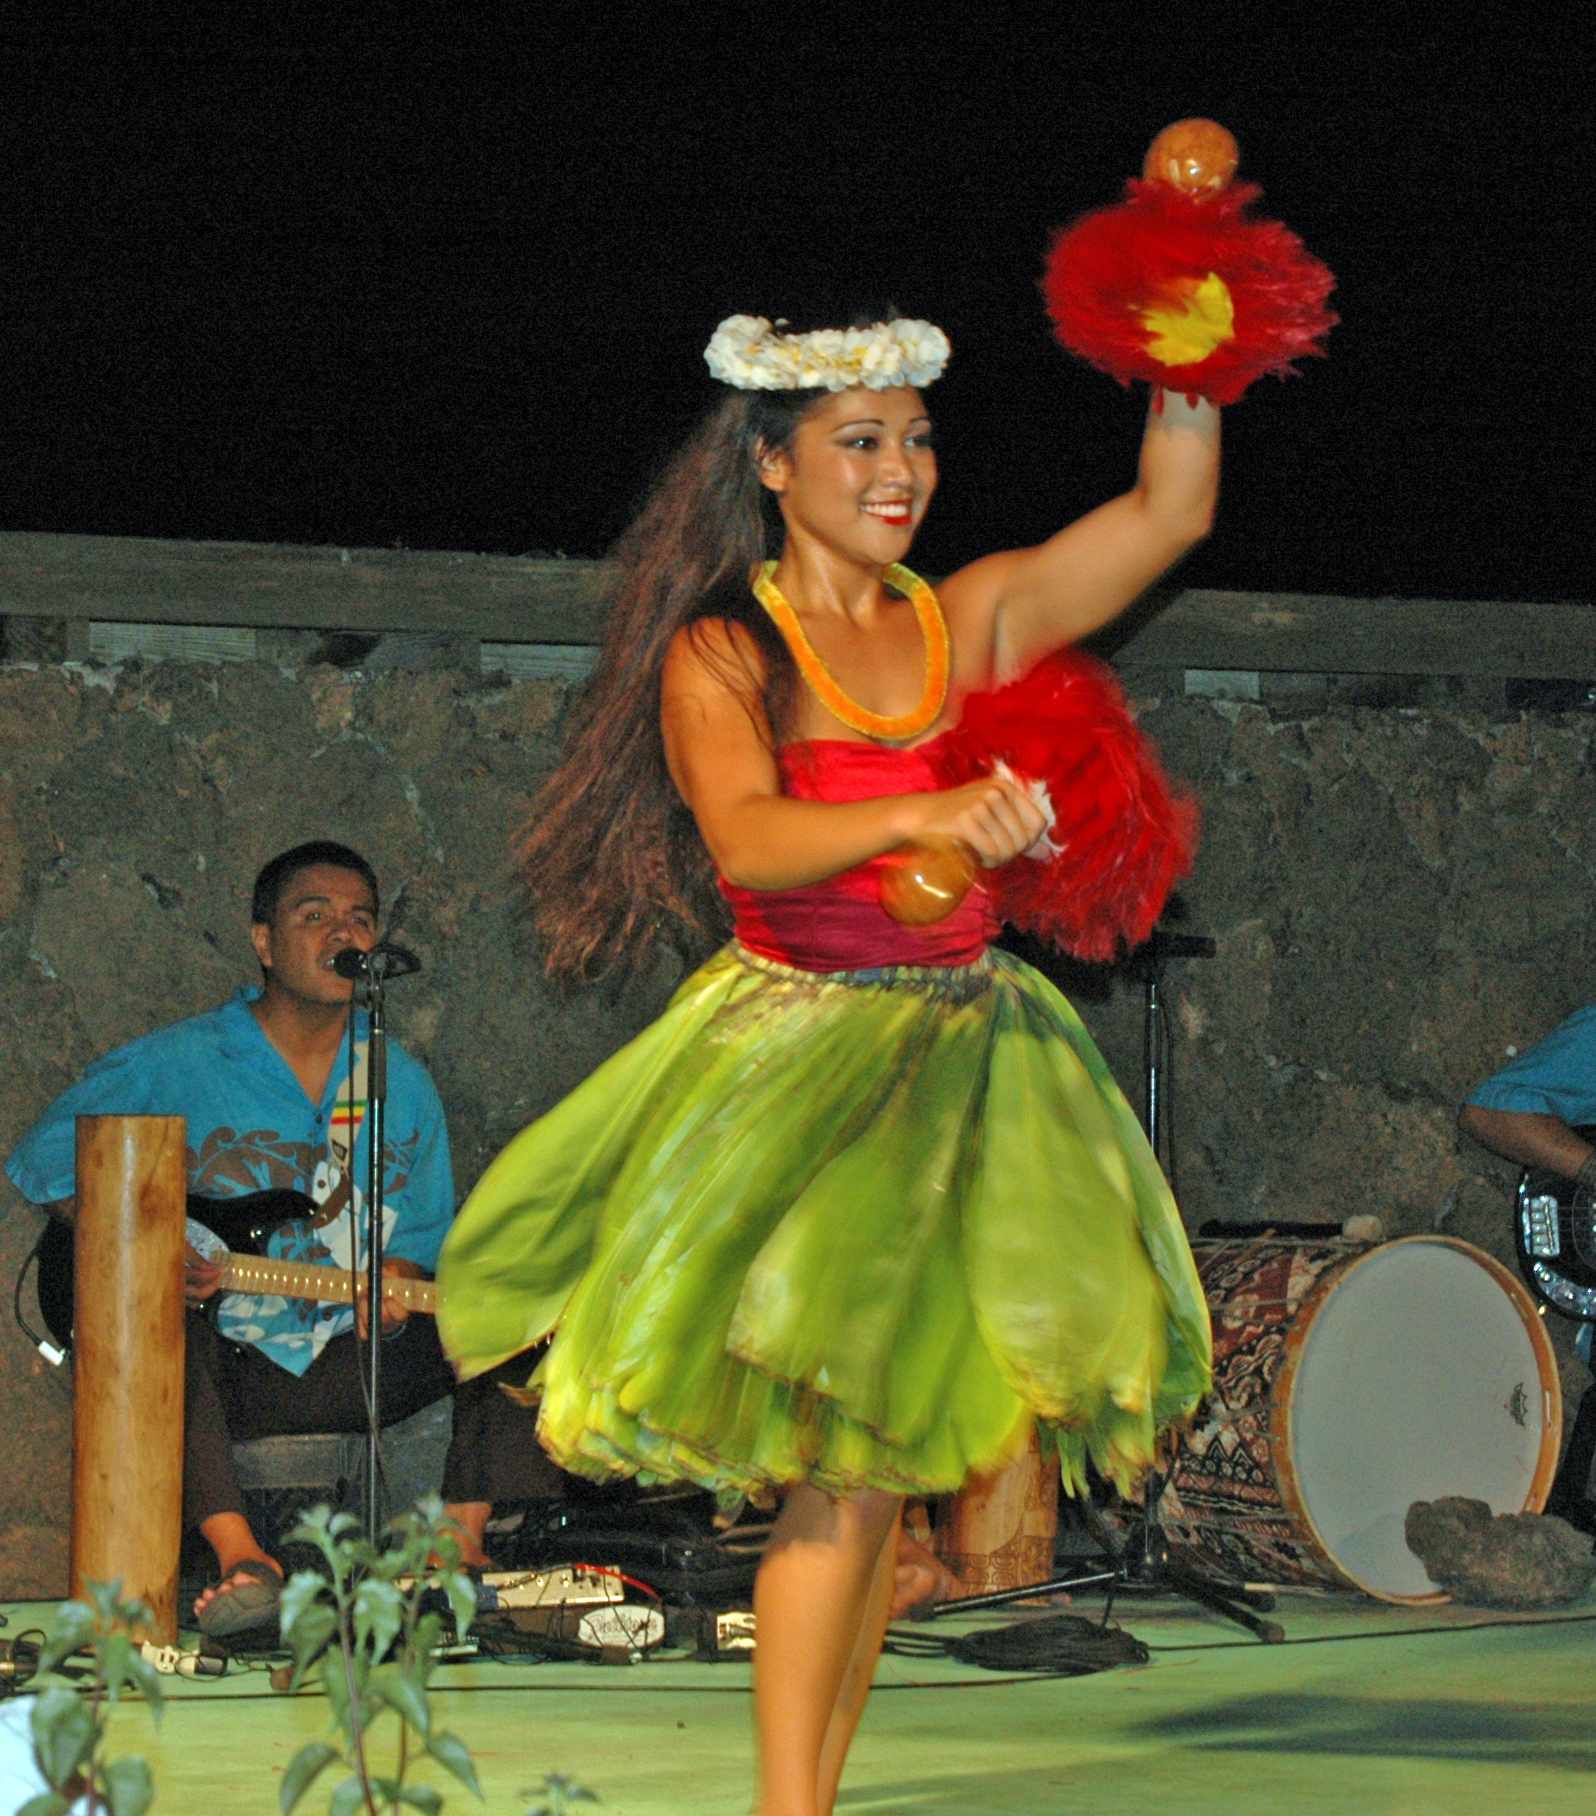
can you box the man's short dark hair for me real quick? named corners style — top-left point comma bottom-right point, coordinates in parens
top-left (251, 842), bottom-right (380, 926)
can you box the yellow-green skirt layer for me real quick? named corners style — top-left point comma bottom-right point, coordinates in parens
top-left (436, 944), bottom-right (1212, 1499)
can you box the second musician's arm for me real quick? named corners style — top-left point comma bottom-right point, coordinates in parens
top-left (1458, 1104), bottom-right (1596, 1184)
top-left (941, 390), bottom-right (1220, 682)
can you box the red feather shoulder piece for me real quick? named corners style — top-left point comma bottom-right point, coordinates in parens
top-left (937, 650), bottom-right (1198, 962)
top-left (1043, 178), bottom-right (1336, 405)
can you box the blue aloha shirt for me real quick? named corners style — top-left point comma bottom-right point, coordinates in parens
top-left (5, 987), bottom-right (454, 1376)
top-left (1465, 1003), bottom-right (1596, 1124)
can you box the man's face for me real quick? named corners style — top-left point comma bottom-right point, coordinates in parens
top-left (249, 864), bottom-right (378, 1008)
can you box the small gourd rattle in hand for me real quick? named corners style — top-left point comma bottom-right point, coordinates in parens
top-left (877, 834), bottom-right (978, 927)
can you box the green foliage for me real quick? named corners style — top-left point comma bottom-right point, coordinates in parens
top-left (278, 1497), bottom-right (482, 1816)
top-left (522, 1776), bottom-right (597, 1816)
top-left (22, 1580), bottom-right (164, 1816)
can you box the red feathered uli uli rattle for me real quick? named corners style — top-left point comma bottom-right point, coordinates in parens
top-left (1043, 117), bottom-right (1337, 404)
top-left (877, 650), bottom-right (1199, 962)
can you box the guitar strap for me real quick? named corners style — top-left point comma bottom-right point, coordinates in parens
top-left (311, 1036), bottom-right (370, 1231)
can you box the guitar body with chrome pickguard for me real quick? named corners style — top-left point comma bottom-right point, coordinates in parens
top-left (1515, 1126), bottom-right (1596, 1320)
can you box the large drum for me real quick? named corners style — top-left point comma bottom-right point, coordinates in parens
top-left (1159, 1235), bottom-right (1562, 1603)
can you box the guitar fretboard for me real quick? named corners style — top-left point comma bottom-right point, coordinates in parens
top-left (218, 1254), bottom-right (437, 1316)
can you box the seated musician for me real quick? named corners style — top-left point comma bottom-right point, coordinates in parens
top-left (5, 840), bottom-right (565, 1638)
top-left (1458, 1006), bottom-right (1596, 1194)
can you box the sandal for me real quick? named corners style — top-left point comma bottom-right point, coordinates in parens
top-left (195, 1557), bottom-right (283, 1639)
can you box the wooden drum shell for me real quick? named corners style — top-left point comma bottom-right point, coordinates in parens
top-left (934, 1424), bottom-right (1059, 1593)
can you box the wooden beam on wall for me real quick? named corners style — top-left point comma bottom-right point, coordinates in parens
top-left (0, 531), bottom-right (610, 644)
top-left (1104, 588), bottom-right (1596, 679)
top-left (0, 532), bottom-right (1591, 677)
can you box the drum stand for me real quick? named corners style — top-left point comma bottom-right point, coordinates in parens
top-left (913, 923), bottom-right (1285, 1641)
top-left (909, 1484), bottom-right (1283, 1641)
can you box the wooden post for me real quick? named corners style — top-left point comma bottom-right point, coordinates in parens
top-left (934, 1425), bottom-right (1060, 1594)
top-left (71, 1115), bottom-right (187, 1643)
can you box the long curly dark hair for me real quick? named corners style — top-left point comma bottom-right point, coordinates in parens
top-left (518, 386), bottom-right (828, 979)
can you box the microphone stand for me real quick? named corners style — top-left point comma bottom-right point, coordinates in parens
top-left (360, 962), bottom-right (389, 1548)
top-left (335, 942), bottom-right (422, 1546)
top-left (1125, 926), bottom-right (1216, 1189)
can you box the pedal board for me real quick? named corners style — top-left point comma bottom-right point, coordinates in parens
top-left (476, 1564), bottom-right (624, 1612)
top-left (398, 1563), bottom-right (624, 1610)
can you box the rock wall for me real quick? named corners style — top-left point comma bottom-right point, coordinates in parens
top-left (1, 653), bottom-right (1590, 1594)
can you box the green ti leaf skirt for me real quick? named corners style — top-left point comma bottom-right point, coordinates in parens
top-left (437, 944), bottom-right (1212, 1501)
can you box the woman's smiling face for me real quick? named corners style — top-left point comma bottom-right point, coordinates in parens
top-left (759, 386), bottom-right (936, 565)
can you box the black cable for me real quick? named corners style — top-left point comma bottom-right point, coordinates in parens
top-left (883, 1613), bottom-right (1149, 1675)
top-left (85, 1604), bottom-right (1596, 1702)
top-left (1143, 1608), bottom-right (1596, 1651)
top-left (12, 1224), bottom-right (65, 1364)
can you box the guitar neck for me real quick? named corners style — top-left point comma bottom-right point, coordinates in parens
top-left (217, 1254), bottom-right (436, 1317)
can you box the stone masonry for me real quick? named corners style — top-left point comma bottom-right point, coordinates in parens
top-left (0, 652), bottom-right (1590, 1594)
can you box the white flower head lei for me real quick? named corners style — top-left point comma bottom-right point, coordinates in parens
top-left (704, 314), bottom-right (951, 393)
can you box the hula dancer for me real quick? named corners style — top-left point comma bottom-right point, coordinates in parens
top-left (439, 308), bottom-right (1218, 1815)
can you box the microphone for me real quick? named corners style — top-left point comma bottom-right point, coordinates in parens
top-left (332, 942), bottom-right (423, 982)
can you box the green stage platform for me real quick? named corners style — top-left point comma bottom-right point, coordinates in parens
top-left (4, 1588), bottom-right (1593, 1814)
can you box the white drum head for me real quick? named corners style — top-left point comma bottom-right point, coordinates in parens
top-left (1288, 1238), bottom-right (1556, 1600)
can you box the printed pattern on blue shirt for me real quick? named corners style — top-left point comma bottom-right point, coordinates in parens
top-left (1464, 1003), bottom-right (1596, 1126)
top-left (5, 987), bottom-right (454, 1376)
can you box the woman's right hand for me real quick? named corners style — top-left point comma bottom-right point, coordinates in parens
top-left (906, 775), bottom-right (1049, 869)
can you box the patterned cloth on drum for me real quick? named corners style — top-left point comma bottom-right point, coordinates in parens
top-left (1161, 1239), bottom-right (1353, 1591)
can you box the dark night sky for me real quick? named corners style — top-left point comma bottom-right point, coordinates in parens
top-left (2, 7), bottom-right (1589, 603)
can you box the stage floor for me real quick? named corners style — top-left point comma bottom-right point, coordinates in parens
top-left (4, 1585), bottom-right (1593, 1814)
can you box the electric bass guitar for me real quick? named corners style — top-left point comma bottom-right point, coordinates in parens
top-left (34, 1186), bottom-right (434, 1354)
top-left (1514, 1126), bottom-right (1596, 1321)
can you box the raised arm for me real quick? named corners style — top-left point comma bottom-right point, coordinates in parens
top-left (660, 621), bottom-right (1045, 890)
top-left (940, 390), bottom-right (1220, 684)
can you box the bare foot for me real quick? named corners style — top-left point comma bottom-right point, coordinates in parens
top-left (430, 1501), bottom-right (493, 1572)
top-left (890, 1533), bottom-right (968, 1619)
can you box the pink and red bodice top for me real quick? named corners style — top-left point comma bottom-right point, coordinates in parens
top-left (719, 737), bottom-right (997, 972)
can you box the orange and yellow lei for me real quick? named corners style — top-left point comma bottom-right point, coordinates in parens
top-left (752, 560), bottom-right (950, 743)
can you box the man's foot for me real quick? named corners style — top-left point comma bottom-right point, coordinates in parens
top-left (194, 1556), bottom-right (284, 1637)
top-left (890, 1533), bottom-right (969, 1620)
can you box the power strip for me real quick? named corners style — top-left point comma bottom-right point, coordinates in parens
top-left (140, 1642), bottom-right (227, 1678)
top-left (713, 1611), bottom-right (756, 1651)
